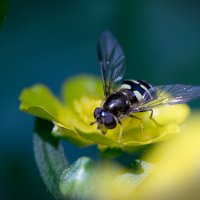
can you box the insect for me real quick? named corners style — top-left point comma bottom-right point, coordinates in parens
top-left (90, 30), bottom-right (200, 143)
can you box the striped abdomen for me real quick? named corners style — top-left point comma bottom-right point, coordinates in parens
top-left (118, 80), bottom-right (157, 104)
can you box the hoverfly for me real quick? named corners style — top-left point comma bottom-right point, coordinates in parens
top-left (90, 31), bottom-right (200, 143)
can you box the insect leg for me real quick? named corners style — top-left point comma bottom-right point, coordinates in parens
top-left (129, 114), bottom-right (152, 140)
top-left (118, 120), bottom-right (123, 145)
top-left (90, 121), bottom-right (96, 126)
top-left (149, 109), bottom-right (162, 126)
top-left (129, 114), bottom-right (144, 135)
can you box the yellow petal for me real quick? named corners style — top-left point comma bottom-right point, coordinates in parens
top-left (62, 74), bottom-right (103, 107)
top-left (19, 84), bottom-right (73, 130)
top-left (135, 111), bottom-right (200, 200)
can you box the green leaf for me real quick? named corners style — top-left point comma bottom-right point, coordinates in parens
top-left (59, 157), bottom-right (96, 200)
top-left (33, 118), bottom-right (68, 200)
top-left (99, 146), bottom-right (123, 159)
top-left (62, 74), bottom-right (103, 106)
top-left (0, 0), bottom-right (8, 28)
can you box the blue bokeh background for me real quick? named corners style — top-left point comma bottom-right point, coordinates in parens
top-left (1, 1), bottom-right (200, 199)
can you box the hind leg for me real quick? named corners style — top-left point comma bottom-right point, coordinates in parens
top-left (129, 114), bottom-right (153, 140)
top-left (129, 114), bottom-right (144, 135)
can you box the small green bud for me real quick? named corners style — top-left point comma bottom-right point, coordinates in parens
top-left (59, 157), bottom-right (96, 200)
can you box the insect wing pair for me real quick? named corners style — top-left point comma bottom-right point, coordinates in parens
top-left (97, 31), bottom-right (200, 114)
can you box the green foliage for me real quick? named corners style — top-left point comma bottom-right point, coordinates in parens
top-left (100, 146), bottom-right (123, 159)
top-left (0, 0), bottom-right (8, 28)
top-left (59, 157), bottom-right (96, 200)
top-left (34, 118), bottom-right (68, 200)
top-left (33, 118), bottom-right (154, 200)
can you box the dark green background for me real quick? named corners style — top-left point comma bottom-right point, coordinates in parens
top-left (1, 1), bottom-right (200, 199)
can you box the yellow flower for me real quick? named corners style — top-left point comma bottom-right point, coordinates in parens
top-left (19, 74), bottom-right (189, 151)
top-left (134, 111), bottom-right (200, 200)
top-left (59, 112), bottom-right (200, 200)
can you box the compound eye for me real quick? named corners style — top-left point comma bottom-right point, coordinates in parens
top-left (104, 114), bottom-right (117, 129)
top-left (94, 107), bottom-right (104, 118)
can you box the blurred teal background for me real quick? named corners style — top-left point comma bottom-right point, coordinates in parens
top-left (1, 0), bottom-right (200, 199)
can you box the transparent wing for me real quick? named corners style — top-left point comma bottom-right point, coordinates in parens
top-left (131, 84), bottom-right (200, 112)
top-left (98, 31), bottom-right (126, 97)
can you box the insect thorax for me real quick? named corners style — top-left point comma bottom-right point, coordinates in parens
top-left (118, 80), bottom-right (157, 104)
top-left (103, 92), bottom-right (130, 117)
